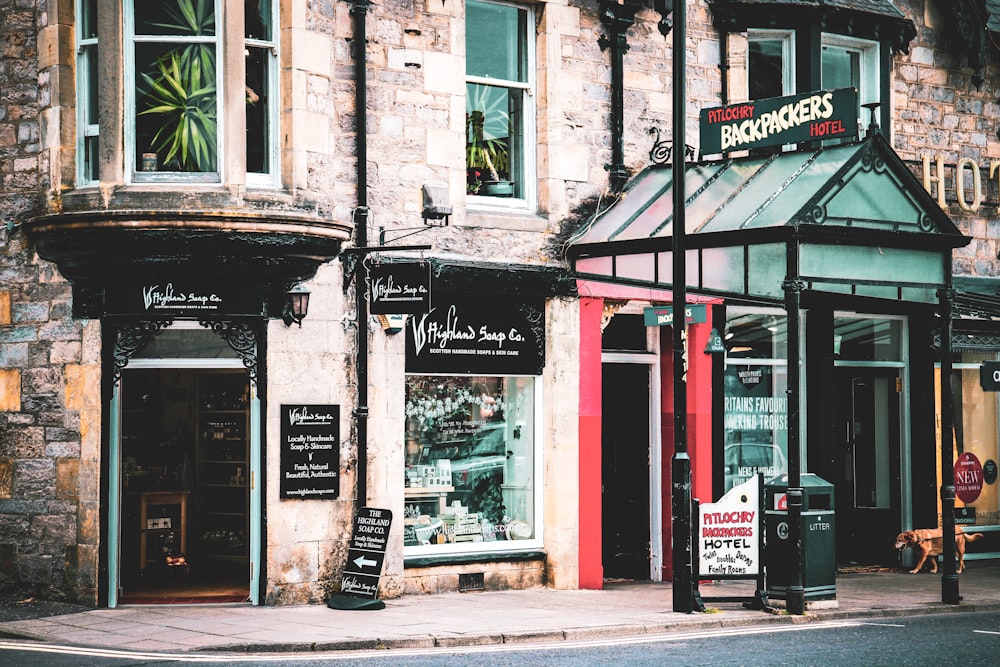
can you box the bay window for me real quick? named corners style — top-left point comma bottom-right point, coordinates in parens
top-left (404, 375), bottom-right (537, 553)
top-left (78, 0), bottom-right (278, 186)
top-left (465, 0), bottom-right (534, 205)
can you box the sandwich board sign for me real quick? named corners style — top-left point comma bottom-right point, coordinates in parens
top-left (327, 507), bottom-right (392, 610)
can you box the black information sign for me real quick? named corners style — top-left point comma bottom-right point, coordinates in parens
top-left (405, 295), bottom-right (545, 375)
top-left (981, 361), bottom-right (1000, 391)
top-left (279, 404), bottom-right (340, 499)
top-left (105, 279), bottom-right (265, 317)
top-left (340, 507), bottom-right (392, 600)
top-left (955, 506), bottom-right (977, 525)
top-left (984, 459), bottom-right (998, 485)
top-left (369, 262), bottom-right (431, 315)
top-left (700, 88), bottom-right (858, 155)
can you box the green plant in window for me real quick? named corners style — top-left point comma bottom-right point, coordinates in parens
top-left (466, 84), bottom-right (512, 193)
top-left (138, 0), bottom-right (218, 172)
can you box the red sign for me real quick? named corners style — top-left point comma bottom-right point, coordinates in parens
top-left (955, 452), bottom-right (984, 504)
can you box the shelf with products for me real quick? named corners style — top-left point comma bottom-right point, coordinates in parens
top-left (195, 372), bottom-right (250, 566)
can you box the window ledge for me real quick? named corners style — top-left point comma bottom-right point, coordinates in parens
top-left (404, 549), bottom-right (546, 569)
top-left (463, 208), bottom-right (549, 232)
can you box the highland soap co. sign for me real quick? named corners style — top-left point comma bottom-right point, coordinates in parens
top-left (405, 295), bottom-right (545, 375)
top-left (700, 88), bottom-right (858, 155)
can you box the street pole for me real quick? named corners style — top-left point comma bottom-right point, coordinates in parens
top-left (670, 0), bottom-right (694, 614)
top-left (940, 286), bottom-right (960, 604)
top-left (783, 238), bottom-right (805, 615)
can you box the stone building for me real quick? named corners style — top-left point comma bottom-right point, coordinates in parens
top-left (1, 0), bottom-right (999, 610)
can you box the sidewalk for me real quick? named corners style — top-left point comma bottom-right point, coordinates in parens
top-left (2, 563), bottom-right (1000, 654)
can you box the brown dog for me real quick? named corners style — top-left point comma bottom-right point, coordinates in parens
top-left (894, 527), bottom-right (984, 573)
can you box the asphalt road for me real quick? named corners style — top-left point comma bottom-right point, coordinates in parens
top-left (2, 609), bottom-right (999, 666)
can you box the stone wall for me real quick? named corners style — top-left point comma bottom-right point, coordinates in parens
top-left (1, 0), bottom-right (99, 604)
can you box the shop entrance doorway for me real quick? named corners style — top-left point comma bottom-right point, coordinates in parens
top-left (110, 322), bottom-right (259, 605)
top-left (601, 363), bottom-right (652, 580)
top-left (118, 367), bottom-right (252, 603)
top-left (833, 368), bottom-right (902, 567)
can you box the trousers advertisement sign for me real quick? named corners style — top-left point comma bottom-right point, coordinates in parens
top-left (279, 404), bottom-right (340, 499)
top-left (700, 88), bottom-right (858, 155)
top-left (405, 295), bottom-right (545, 375)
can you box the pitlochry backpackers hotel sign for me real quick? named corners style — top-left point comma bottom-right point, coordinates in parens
top-left (700, 88), bottom-right (858, 155)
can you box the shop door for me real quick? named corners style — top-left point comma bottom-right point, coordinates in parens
top-left (833, 369), bottom-right (901, 566)
top-left (602, 363), bottom-right (651, 579)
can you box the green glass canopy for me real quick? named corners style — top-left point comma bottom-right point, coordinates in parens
top-left (567, 134), bottom-right (969, 305)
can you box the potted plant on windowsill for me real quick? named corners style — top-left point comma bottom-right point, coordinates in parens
top-left (137, 0), bottom-right (218, 172)
top-left (466, 86), bottom-right (514, 197)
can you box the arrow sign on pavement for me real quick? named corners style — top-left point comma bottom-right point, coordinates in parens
top-left (334, 507), bottom-right (392, 606)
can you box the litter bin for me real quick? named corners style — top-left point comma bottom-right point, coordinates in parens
top-left (764, 473), bottom-right (836, 603)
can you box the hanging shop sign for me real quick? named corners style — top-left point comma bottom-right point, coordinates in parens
top-left (280, 404), bottom-right (340, 499)
top-left (340, 507), bottom-right (392, 600)
top-left (405, 295), bottom-right (545, 375)
top-left (955, 452), bottom-right (984, 504)
top-left (980, 361), bottom-right (1000, 391)
top-left (105, 280), bottom-right (265, 317)
top-left (369, 262), bottom-right (431, 315)
top-left (699, 88), bottom-right (858, 155)
top-left (643, 303), bottom-right (707, 327)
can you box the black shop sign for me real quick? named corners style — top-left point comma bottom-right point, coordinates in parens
top-left (104, 279), bottom-right (265, 317)
top-left (405, 296), bottom-right (545, 375)
top-left (339, 507), bottom-right (392, 600)
top-left (368, 262), bottom-right (431, 315)
top-left (280, 404), bottom-right (340, 499)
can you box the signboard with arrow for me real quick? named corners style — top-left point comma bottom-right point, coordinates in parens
top-left (331, 507), bottom-right (392, 609)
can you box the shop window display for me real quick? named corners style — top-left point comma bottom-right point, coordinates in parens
top-left (404, 375), bottom-right (535, 551)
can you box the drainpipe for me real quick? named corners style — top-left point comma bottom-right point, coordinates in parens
top-left (351, 0), bottom-right (370, 507)
top-left (598, 1), bottom-right (642, 193)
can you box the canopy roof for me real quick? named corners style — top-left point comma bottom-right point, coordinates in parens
top-left (567, 134), bottom-right (968, 307)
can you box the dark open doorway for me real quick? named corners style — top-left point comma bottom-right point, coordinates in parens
top-left (601, 363), bottom-right (651, 580)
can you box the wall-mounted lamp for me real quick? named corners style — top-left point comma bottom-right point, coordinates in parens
top-left (377, 313), bottom-right (407, 334)
top-left (421, 181), bottom-right (452, 226)
top-left (282, 284), bottom-right (311, 327)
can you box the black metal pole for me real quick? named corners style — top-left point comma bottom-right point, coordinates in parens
top-left (783, 238), bottom-right (805, 615)
top-left (940, 286), bottom-right (960, 604)
top-left (670, 0), bottom-right (693, 614)
top-left (352, 0), bottom-right (370, 507)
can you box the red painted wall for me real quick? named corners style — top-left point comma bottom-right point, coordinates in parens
top-left (578, 296), bottom-right (604, 589)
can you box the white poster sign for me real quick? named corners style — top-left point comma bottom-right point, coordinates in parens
top-left (698, 476), bottom-right (760, 577)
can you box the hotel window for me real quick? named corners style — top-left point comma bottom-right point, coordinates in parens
top-left (76, 0), bottom-right (100, 185)
top-left (748, 30), bottom-right (794, 100)
top-left (404, 375), bottom-right (538, 554)
top-left (465, 0), bottom-right (534, 206)
top-left (80, 0), bottom-right (279, 186)
top-left (822, 35), bottom-right (879, 136)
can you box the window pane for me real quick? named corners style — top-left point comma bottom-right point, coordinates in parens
top-left (80, 0), bottom-right (98, 39)
top-left (724, 363), bottom-right (789, 493)
top-left (749, 39), bottom-right (784, 100)
top-left (467, 83), bottom-right (522, 197)
top-left (135, 42), bottom-right (219, 173)
top-left (246, 0), bottom-right (272, 40)
top-left (822, 45), bottom-right (860, 91)
top-left (404, 376), bottom-right (535, 549)
top-left (466, 0), bottom-right (527, 82)
top-left (245, 46), bottom-right (270, 174)
top-left (135, 0), bottom-right (216, 37)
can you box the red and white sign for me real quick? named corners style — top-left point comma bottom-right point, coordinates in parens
top-left (955, 452), bottom-right (984, 504)
top-left (698, 477), bottom-right (760, 577)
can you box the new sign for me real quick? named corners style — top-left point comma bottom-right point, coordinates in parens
top-left (700, 88), bottom-right (858, 155)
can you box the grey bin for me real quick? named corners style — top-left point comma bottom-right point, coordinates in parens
top-left (764, 473), bottom-right (836, 602)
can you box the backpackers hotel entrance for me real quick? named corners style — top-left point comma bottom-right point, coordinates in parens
top-left (567, 131), bottom-right (970, 589)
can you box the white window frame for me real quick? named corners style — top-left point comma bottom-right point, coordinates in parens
top-left (245, 0), bottom-right (280, 188)
top-left (124, 0), bottom-right (224, 184)
top-left (76, 0), bottom-right (100, 186)
top-left (465, 0), bottom-right (537, 213)
top-left (821, 34), bottom-right (880, 135)
top-left (402, 374), bottom-right (544, 558)
top-left (747, 29), bottom-right (795, 98)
